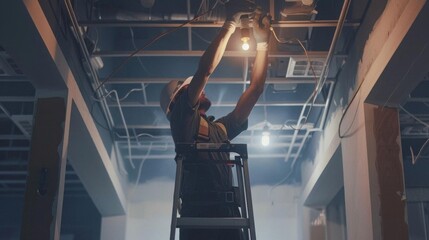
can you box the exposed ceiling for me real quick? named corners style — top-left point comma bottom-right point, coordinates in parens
top-left (0, 0), bottom-right (428, 197)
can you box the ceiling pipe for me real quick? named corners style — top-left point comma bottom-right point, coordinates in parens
top-left (283, 82), bottom-right (334, 162)
top-left (283, 0), bottom-right (351, 163)
top-left (313, 0), bottom-right (352, 99)
top-left (78, 20), bottom-right (360, 28)
top-left (64, 0), bottom-right (115, 130)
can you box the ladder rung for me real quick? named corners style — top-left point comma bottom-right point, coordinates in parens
top-left (177, 217), bottom-right (249, 229)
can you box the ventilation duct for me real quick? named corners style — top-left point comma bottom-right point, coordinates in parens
top-left (286, 57), bottom-right (325, 78)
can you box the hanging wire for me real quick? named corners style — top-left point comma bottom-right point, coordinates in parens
top-left (93, 1), bottom-right (221, 95)
top-left (400, 105), bottom-right (429, 164)
top-left (270, 27), bottom-right (318, 130)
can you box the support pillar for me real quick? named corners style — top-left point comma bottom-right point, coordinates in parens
top-left (100, 215), bottom-right (127, 240)
top-left (341, 103), bottom-right (408, 240)
top-left (20, 97), bottom-right (68, 240)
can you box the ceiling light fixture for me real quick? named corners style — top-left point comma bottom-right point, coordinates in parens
top-left (240, 15), bottom-right (250, 51)
top-left (261, 125), bottom-right (270, 147)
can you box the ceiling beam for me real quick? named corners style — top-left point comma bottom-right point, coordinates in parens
top-left (93, 50), bottom-right (340, 58)
top-left (125, 153), bottom-right (297, 160)
top-left (0, 96), bottom-right (34, 102)
top-left (78, 20), bottom-right (360, 28)
top-left (104, 77), bottom-right (334, 84)
top-left (109, 101), bottom-right (326, 108)
top-left (0, 75), bottom-right (29, 82)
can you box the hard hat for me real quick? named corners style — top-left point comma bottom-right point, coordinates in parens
top-left (159, 76), bottom-right (193, 119)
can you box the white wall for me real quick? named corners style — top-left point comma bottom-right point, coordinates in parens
top-left (125, 178), bottom-right (301, 240)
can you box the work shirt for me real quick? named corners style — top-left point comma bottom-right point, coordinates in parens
top-left (169, 87), bottom-right (248, 197)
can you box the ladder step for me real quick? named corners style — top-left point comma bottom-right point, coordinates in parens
top-left (177, 217), bottom-right (249, 229)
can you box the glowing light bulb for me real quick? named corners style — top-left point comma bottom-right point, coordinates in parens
top-left (240, 15), bottom-right (250, 51)
top-left (261, 131), bottom-right (270, 146)
top-left (242, 39), bottom-right (250, 51)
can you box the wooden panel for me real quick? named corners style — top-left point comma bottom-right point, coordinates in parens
top-left (20, 98), bottom-right (65, 240)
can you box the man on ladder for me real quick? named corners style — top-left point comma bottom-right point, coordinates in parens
top-left (159, 1), bottom-right (271, 239)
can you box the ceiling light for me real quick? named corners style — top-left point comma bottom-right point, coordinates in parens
top-left (240, 15), bottom-right (250, 51)
top-left (261, 125), bottom-right (270, 147)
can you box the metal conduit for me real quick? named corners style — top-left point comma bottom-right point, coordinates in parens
top-left (64, 0), bottom-right (115, 129)
top-left (314, 0), bottom-right (352, 98)
top-left (284, 0), bottom-right (351, 163)
top-left (284, 82), bottom-right (334, 162)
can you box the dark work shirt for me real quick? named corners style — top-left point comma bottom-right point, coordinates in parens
top-left (169, 88), bottom-right (248, 193)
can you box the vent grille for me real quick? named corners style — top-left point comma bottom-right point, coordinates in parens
top-left (286, 57), bottom-right (325, 78)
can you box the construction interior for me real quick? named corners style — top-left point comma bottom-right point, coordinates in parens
top-left (1, 0), bottom-right (429, 239)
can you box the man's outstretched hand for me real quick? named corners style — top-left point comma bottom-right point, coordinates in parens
top-left (225, 0), bottom-right (257, 26)
top-left (252, 10), bottom-right (272, 44)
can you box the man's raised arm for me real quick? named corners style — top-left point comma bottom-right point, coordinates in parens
top-left (187, 1), bottom-right (256, 107)
top-left (231, 11), bottom-right (271, 125)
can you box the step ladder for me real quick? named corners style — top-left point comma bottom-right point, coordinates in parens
top-left (170, 143), bottom-right (256, 240)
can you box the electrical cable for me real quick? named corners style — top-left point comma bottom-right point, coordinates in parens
top-left (400, 106), bottom-right (429, 128)
top-left (268, 27), bottom-right (325, 204)
top-left (129, 142), bottom-right (154, 199)
top-left (93, 2), bottom-right (220, 94)
top-left (338, 76), bottom-right (366, 138)
top-left (115, 132), bottom-right (171, 140)
top-left (270, 27), bottom-right (318, 130)
top-left (134, 142), bottom-right (153, 186)
top-left (129, 27), bottom-right (150, 74)
top-left (94, 89), bottom-right (135, 169)
top-left (400, 105), bottom-right (429, 164)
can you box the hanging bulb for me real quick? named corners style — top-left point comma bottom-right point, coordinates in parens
top-left (261, 131), bottom-right (270, 146)
top-left (240, 15), bottom-right (250, 51)
top-left (241, 38), bottom-right (250, 51)
top-left (261, 124), bottom-right (270, 146)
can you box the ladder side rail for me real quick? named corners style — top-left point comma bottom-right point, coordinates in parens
top-left (243, 157), bottom-right (257, 240)
top-left (170, 155), bottom-right (185, 240)
top-left (235, 155), bottom-right (249, 240)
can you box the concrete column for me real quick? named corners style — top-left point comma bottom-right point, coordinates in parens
top-left (100, 215), bottom-right (127, 240)
top-left (341, 103), bottom-right (407, 240)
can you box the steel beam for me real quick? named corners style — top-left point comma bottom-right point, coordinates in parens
top-left (0, 96), bottom-right (34, 102)
top-left (125, 153), bottom-right (297, 160)
top-left (93, 50), bottom-right (337, 58)
top-left (109, 101), bottom-right (327, 108)
top-left (104, 77), bottom-right (334, 84)
top-left (78, 20), bottom-right (360, 28)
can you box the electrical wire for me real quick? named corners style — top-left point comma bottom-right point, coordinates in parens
top-left (400, 105), bottom-right (429, 164)
top-left (93, 2), bottom-right (220, 94)
top-left (270, 27), bottom-right (318, 130)
top-left (400, 105), bottom-right (429, 128)
top-left (115, 132), bottom-right (170, 140)
top-left (94, 89), bottom-right (135, 169)
top-left (268, 147), bottom-right (297, 205)
top-left (338, 76), bottom-right (366, 138)
top-left (134, 142), bottom-right (153, 186)
top-left (129, 142), bottom-right (154, 199)
top-left (129, 27), bottom-right (150, 74)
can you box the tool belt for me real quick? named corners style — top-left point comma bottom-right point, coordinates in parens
top-left (181, 187), bottom-right (240, 206)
